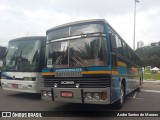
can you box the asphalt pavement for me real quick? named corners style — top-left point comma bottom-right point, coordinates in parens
top-left (0, 80), bottom-right (160, 120)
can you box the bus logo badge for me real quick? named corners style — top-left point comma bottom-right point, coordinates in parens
top-left (60, 81), bottom-right (75, 85)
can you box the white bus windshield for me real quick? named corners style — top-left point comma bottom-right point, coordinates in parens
top-left (4, 40), bottom-right (41, 71)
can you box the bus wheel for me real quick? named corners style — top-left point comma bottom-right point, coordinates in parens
top-left (113, 83), bottom-right (125, 109)
top-left (137, 87), bottom-right (141, 92)
top-left (137, 78), bottom-right (142, 92)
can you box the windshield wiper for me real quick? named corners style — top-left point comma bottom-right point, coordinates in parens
top-left (71, 56), bottom-right (88, 71)
top-left (52, 55), bottom-right (63, 68)
top-left (52, 46), bottom-right (68, 68)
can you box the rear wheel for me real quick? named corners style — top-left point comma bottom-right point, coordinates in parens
top-left (113, 83), bottom-right (125, 109)
top-left (137, 87), bottom-right (141, 92)
top-left (137, 77), bottom-right (142, 92)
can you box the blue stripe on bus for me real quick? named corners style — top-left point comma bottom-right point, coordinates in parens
top-left (42, 69), bottom-right (51, 72)
top-left (42, 67), bottom-right (112, 73)
top-left (1, 72), bottom-right (11, 78)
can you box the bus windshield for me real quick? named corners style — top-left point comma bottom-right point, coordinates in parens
top-left (46, 23), bottom-right (108, 68)
top-left (4, 40), bottom-right (41, 71)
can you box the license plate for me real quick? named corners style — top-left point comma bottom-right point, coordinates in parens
top-left (11, 84), bottom-right (18, 88)
top-left (61, 91), bottom-right (73, 98)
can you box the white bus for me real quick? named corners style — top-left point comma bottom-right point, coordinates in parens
top-left (1, 36), bottom-right (46, 93)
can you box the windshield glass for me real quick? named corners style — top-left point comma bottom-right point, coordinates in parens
top-left (46, 36), bottom-right (108, 68)
top-left (4, 40), bottom-right (41, 71)
top-left (46, 23), bottom-right (108, 68)
top-left (46, 41), bottom-right (69, 68)
top-left (71, 24), bottom-right (104, 36)
top-left (47, 24), bottom-right (104, 41)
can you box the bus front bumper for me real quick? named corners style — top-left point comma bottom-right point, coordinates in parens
top-left (1, 79), bottom-right (40, 93)
top-left (41, 88), bottom-right (110, 104)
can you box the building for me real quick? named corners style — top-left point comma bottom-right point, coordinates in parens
top-left (137, 41), bottom-right (144, 49)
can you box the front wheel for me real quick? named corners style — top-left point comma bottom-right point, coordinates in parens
top-left (113, 83), bottom-right (125, 109)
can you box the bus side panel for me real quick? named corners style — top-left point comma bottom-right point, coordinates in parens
top-left (132, 66), bottom-right (142, 90)
top-left (118, 57), bottom-right (135, 95)
top-left (110, 76), bottom-right (121, 103)
top-left (121, 64), bottom-right (141, 93)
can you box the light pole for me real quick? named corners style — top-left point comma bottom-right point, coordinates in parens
top-left (133, 0), bottom-right (139, 50)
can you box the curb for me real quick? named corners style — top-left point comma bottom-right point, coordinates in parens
top-left (143, 80), bottom-right (160, 83)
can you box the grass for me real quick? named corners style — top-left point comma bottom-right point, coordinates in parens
top-left (144, 73), bottom-right (160, 80)
top-left (145, 69), bottom-right (151, 74)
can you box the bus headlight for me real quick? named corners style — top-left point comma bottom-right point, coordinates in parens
top-left (76, 83), bottom-right (80, 88)
top-left (84, 92), bottom-right (107, 100)
top-left (42, 91), bottom-right (52, 98)
top-left (85, 93), bottom-right (92, 100)
top-left (42, 91), bottom-right (47, 97)
top-left (24, 77), bottom-right (32, 81)
top-left (24, 77), bottom-right (36, 81)
top-left (48, 91), bottom-right (52, 97)
top-left (93, 93), bottom-right (100, 100)
top-left (54, 83), bottom-right (57, 88)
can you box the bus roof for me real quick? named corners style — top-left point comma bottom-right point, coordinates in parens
top-left (46, 19), bottom-right (107, 34)
top-left (9, 36), bottom-right (46, 43)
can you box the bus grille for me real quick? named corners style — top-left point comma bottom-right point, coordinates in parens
top-left (42, 77), bottom-right (110, 88)
top-left (55, 71), bottom-right (82, 77)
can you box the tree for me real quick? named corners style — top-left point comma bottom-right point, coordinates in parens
top-left (150, 42), bottom-right (157, 47)
top-left (135, 41), bottom-right (160, 67)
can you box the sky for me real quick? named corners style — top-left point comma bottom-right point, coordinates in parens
top-left (0, 0), bottom-right (160, 49)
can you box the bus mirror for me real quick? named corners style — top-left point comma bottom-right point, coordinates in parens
top-left (0, 54), bottom-right (5, 59)
top-left (109, 33), bottom-right (117, 52)
top-left (0, 47), bottom-right (7, 59)
top-left (112, 43), bottom-right (116, 50)
top-left (111, 40), bottom-right (117, 52)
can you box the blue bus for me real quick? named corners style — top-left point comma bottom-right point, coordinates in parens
top-left (41, 19), bottom-right (143, 108)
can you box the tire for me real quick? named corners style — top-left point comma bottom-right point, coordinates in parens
top-left (113, 83), bottom-right (125, 109)
top-left (137, 87), bottom-right (141, 92)
top-left (137, 78), bottom-right (142, 92)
